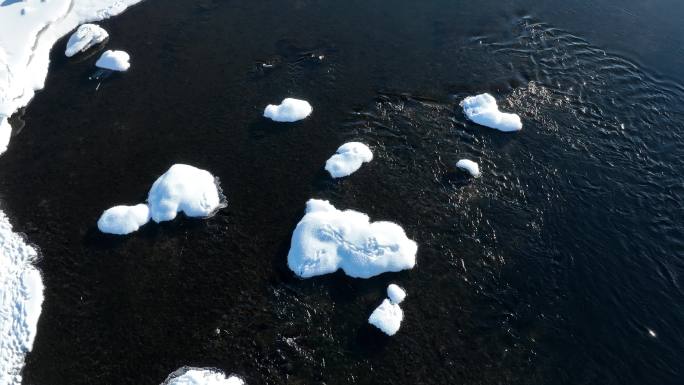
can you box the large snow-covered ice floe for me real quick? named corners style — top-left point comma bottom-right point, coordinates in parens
top-left (263, 98), bottom-right (312, 122)
top-left (97, 203), bottom-right (150, 235)
top-left (148, 164), bottom-right (224, 223)
top-left (369, 284), bottom-right (407, 336)
top-left (162, 367), bottom-right (244, 385)
top-left (0, 0), bottom-right (143, 151)
top-left (325, 142), bottom-right (373, 178)
top-left (455, 159), bottom-right (480, 178)
top-left (287, 199), bottom-right (417, 278)
top-left (64, 23), bottom-right (108, 57)
top-left (95, 49), bottom-right (130, 71)
top-left (0, 211), bottom-right (44, 385)
top-left (460, 93), bottom-right (522, 132)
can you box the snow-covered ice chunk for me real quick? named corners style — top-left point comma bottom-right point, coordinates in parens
top-left (148, 164), bottom-right (224, 223)
top-left (325, 142), bottom-right (373, 178)
top-left (0, 211), bottom-right (44, 385)
top-left (287, 199), bottom-right (417, 279)
top-left (0, 117), bottom-right (11, 155)
top-left (162, 367), bottom-right (244, 385)
top-left (97, 203), bottom-right (150, 235)
top-left (95, 49), bottom-right (130, 71)
top-left (368, 298), bottom-right (403, 336)
top-left (460, 93), bottom-right (522, 132)
top-left (387, 284), bottom-right (406, 304)
top-left (455, 159), bottom-right (480, 177)
top-left (64, 23), bottom-right (108, 57)
top-left (263, 98), bottom-right (312, 122)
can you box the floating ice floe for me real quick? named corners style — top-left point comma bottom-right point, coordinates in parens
top-left (369, 284), bottom-right (407, 336)
top-left (287, 199), bottom-right (417, 278)
top-left (95, 49), bottom-right (130, 71)
top-left (0, 117), bottom-right (11, 154)
top-left (0, 0), bottom-right (143, 152)
top-left (455, 159), bottom-right (480, 177)
top-left (325, 142), bottom-right (373, 178)
top-left (64, 23), bottom-right (108, 57)
top-left (460, 93), bottom-right (522, 132)
top-left (263, 98), bottom-right (312, 122)
top-left (0, 211), bottom-right (44, 385)
top-left (97, 204), bottom-right (150, 235)
top-left (162, 367), bottom-right (244, 385)
top-left (148, 164), bottom-right (224, 223)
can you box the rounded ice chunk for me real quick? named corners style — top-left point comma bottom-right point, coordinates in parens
top-left (325, 142), bottom-right (373, 178)
top-left (65, 24), bottom-right (108, 57)
top-left (95, 50), bottom-right (130, 71)
top-left (162, 367), bottom-right (244, 385)
top-left (460, 93), bottom-right (522, 132)
top-left (368, 298), bottom-right (403, 336)
top-left (263, 98), bottom-right (312, 122)
top-left (148, 164), bottom-right (223, 223)
top-left (97, 204), bottom-right (150, 235)
top-left (287, 199), bottom-right (418, 278)
top-left (455, 159), bottom-right (480, 177)
top-left (387, 284), bottom-right (406, 304)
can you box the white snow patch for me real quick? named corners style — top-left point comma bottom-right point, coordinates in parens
top-left (455, 159), bottom-right (480, 177)
top-left (0, 0), bottom-right (144, 151)
top-left (387, 283), bottom-right (406, 304)
top-left (0, 117), bottom-right (11, 155)
top-left (324, 142), bottom-right (373, 178)
top-left (0, 211), bottom-right (44, 385)
top-left (64, 23), bottom-right (108, 57)
top-left (162, 367), bottom-right (244, 385)
top-left (148, 164), bottom-right (223, 223)
top-left (97, 203), bottom-right (150, 235)
top-left (95, 49), bottom-right (130, 71)
top-left (460, 93), bottom-right (522, 132)
top-left (287, 199), bottom-right (417, 279)
top-left (368, 298), bottom-right (403, 336)
top-left (263, 98), bottom-right (312, 122)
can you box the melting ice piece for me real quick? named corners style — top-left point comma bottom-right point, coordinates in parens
top-left (325, 142), bottom-right (373, 178)
top-left (368, 298), bottom-right (403, 336)
top-left (65, 23), bottom-right (108, 57)
top-left (455, 159), bottom-right (480, 177)
top-left (460, 93), bottom-right (522, 132)
top-left (387, 283), bottom-right (406, 304)
top-left (97, 203), bottom-right (150, 235)
top-left (162, 367), bottom-right (244, 385)
top-left (263, 98), bottom-right (312, 122)
top-left (95, 49), bottom-right (130, 71)
top-left (287, 199), bottom-right (417, 278)
top-left (148, 164), bottom-right (224, 223)
top-left (0, 116), bottom-right (11, 154)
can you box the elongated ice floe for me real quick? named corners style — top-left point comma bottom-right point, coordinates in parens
top-left (96, 50), bottom-right (130, 71)
top-left (0, 211), bottom-right (44, 385)
top-left (97, 203), bottom-right (150, 235)
top-left (65, 23), bottom-right (108, 57)
top-left (369, 284), bottom-right (407, 336)
top-left (263, 98), bottom-right (312, 122)
top-left (325, 142), bottom-right (373, 178)
top-left (162, 367), bottom-right (244, 385)
top-left (287, 199), bottom-right (417, 278)
top-left (460, 93), bottom-right (522, 132)
top-left (455, 159), bottom-right (480, 177)
top-left (0, 0), bottom-right (144, 151)
top-left (0, 117), bottom-right (11, 154)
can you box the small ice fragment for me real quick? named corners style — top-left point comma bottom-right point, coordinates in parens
top-left (456, 159), bottom-right (480, 177)
top-left (460, 93), bottom-right (522, 132)
top-left (97, 204), bottom-right (150, 235)
top-left (368, 298), bottom-right (403, 336)
top-left (647, 328), bottom-right (657, 338)
top-left (162, 367), bottom-right (244, 385)
top-left (263, 98), bottom-right (312, 122)
top-left (147, 164), bottom-right (224, 223)
top-left (95, 50), bottom-right (130, 71)
top-left (325, 142), bottom-right (373, 178)
top-left (387, 284), bottom-right (406, 304)
top-left (65, 24), bottom-right (108, 57)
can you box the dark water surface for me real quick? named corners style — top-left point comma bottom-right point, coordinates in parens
top-left (1, 0), bottom-right (682, 384)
